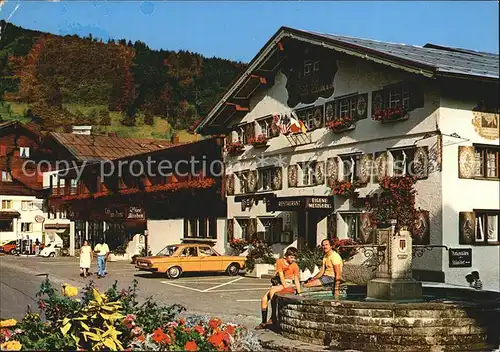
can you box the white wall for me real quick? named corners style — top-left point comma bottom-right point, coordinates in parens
top-left (438, 97), bottom-right (500, 291)
top-left (147, 219), bottom-right (184, 255)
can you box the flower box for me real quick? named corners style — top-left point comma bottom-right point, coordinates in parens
top-left (225, 141), bottom-right (244, 155)
top-left (372, 106), bottom-right (408, 123)
top-left (245, 263), bottom-right (275, 278)
top-left (329, 180), bottom-right (363, 198)
top-left (327, 117), bottom-right (355, 133)
top-left (248, 134), bottom-right (269, 148)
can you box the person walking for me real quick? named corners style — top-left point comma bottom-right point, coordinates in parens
top-left (34, 238), bottom-right (40, 256)
top-left (94, 238), bottom-right (110, 279)
top-left (304, 239), bottom-right (343, 297)
top-left (255, 247), bottom-right (301, 330)
top-left (79, 240), bottom-right (93, 278)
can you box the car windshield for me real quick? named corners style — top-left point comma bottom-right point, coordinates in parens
top-left (157, 245), bottom-right (179, 256)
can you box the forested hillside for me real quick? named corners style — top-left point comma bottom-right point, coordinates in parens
top-left (0, 20), bottom-right (246, 139)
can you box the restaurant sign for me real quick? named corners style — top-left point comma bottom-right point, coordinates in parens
top-left (448, 248), bottom-right (472, 268)
top-left (268, 196), bottom-right (334, 211)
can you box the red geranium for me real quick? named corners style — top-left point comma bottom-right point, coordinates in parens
top-left (194, 325), bottom-right (205, 335)
top-left (326, 116), bottom-right (354, 132)
top-left (372, 106), bottom-right (407, 122)
top-left (184, 341), bottom-right (199, 351)
top-left (151, 328), bottom-right (171, 344)
top-left (208, 318), bottom-right (222, 330)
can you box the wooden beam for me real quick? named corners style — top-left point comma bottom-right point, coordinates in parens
top-left (250, 74), bottom-right (267, 84)
top-left (276, 41), bottom-right (284, 51)
top-left (225, 102), bottom-right (249, 112)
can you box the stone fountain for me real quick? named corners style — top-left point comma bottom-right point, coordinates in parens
top-left (275, 222), bottom-right (500, 351)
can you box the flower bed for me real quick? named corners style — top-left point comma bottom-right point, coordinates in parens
top-left (326, 116), bottom-right (354, 132)
top-left (372, 106), bottom-right (408, 122)
top-left (0, 279), bottom-right (261, 351)
top-left (229, 238), bottom-right (249, 255)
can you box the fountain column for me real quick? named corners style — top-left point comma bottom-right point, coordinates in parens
top-left (367, 220), bottom-right (423, 301)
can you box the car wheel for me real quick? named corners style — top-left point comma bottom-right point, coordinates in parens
top-left (167, 266), bottom-right (182, 279)
top-left (226, 263), bottom-right (240, 276)
top-left (49, 252), bottom-right (55, 257)
top-left (10, 249), bottom-right (17, 255)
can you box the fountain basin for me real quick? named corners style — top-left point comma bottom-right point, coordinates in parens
top-left (276, 285), bottom-right (500, 351)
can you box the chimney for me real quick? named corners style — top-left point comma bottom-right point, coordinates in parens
top-left (72, 126), bottom-right (92, 135)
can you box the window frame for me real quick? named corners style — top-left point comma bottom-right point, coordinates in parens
top-left (341, 213), bottom-right (360, 241)
top-left (1, 171), bottom-right (13, 182)
top-left (19, 147), bottom-right (30, 159)
top-left (21, 222), bottom-right (33, 232)
top-left (474, 210), bottom-right (500, 245)
top-left (340, 155), bottom-right (360, 183)
top-left (474, 146), bottom-right (500, 180)
top-left (1, 200), bottom-right (12, 209)
top-left (390, 147), bottom-right (416, 177)
top-left (298, 161), bottom-right (317, 187)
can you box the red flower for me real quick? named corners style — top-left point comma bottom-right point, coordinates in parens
top-left (178, 318), bottom-right (185, 325)
top-left (137, 335), bottom-right (145, 342)
top-left (184, 341), bottom-right (199, 351)
top-left (223, 325), bottom-right (235, 336)
top-left (194, 325), bottom-right (205, 335)
top-left (209, 318), bottom-right (222, 330)
top-left (208, 332), bottom-right (224, 347)
top-left (151, 328), bottom-right (171, 344)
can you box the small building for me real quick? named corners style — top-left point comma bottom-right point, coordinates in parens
top-left (47, 135), bottom-right (226, 257)
top-left (196, 27), bottom-right (499, 290)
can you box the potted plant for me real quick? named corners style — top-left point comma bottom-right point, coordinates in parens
top-left (109, 243), bottom-right (129, 262)
top-left (245, 239), bottom-right (276, 278)
top-left (228, 238), bottom-right (249, 256)
top-left (297, 246), bottom-right (324, 281)
top-left (331, 237), bottom-right (359, 262)
top-left (248, 134), bottom-right (269, 148)
top-left (326, 116), bottom-right (355, 133)
top-left (225, 141), bottom-right (244, 155)
top-left (372, 105), bottom-right (408, 123)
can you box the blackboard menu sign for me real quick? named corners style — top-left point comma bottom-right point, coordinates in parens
top-left (448, 248), bottom-right (472, 268)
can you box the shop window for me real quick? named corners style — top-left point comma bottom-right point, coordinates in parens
top-left (341, 213), bottom-right (360, 241)
top-left (0, 220), bottom-right (13, 232)
top-left (475, 211), bottom-right (499, 244)
top-left (21, 222), bottom-right (33, 232)
top-left (236, 218), bottom-right (250, 242)
top-left (259, 217), bottom-right (283, 244)
top-left (390, 148), bottom-right (415, 177)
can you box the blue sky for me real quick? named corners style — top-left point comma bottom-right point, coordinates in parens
top-left (1, 1), bottom-right (498, 62)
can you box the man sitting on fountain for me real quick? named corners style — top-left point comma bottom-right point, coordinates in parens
top-left (304, 239), bottom-right (343, 297)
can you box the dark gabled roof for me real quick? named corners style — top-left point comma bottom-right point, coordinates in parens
top-left (49, 132), bottom-right (175, 162)
top-left (305, 29), bottom-right (499, 80)
top-left (0, 120), bottom-right (42, 139)
top-left (196, 26), bottom-right (498, 134)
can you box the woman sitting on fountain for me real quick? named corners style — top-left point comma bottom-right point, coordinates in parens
top-left (255, 247), bottom-right (302, 330)
top-left (304, 238), bottom-right (343, 297)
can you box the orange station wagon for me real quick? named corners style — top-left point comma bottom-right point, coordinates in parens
top-left (135, 243), bottom-right (246, 279)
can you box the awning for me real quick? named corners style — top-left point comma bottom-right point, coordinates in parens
top-left (0, 211), bottom-right (20, 220)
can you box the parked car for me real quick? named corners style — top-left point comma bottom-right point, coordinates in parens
top-left (135, 243), bottom-right (246, 279)
top-left (39, 241), bottom-right (63, 257)
top-left (0, 240), bottom-right (18, 254)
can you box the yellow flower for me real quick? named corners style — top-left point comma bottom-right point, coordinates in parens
top-left (0, 319), bottom-right (17, 328)
top-left (0, 340), bottom-right (22, 351)
top-left (62, 284), bottom-right (79, 297)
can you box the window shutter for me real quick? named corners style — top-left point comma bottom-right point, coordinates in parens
top-left (413, 210), bottom-right (430, 245)
top-left (315, 161), bottom-right (325, 185)
top-left (458, 146), bottom-right (477, 179)
top-left (226, 174), bottom-right (235, 195)
top-left (375, 152), bottom-right (388, 180)
top-left (359, 154), bottom-right (372, 185)
top-left (372, 89), bottom-right (385, 117)
top-left (287, 165), bottom-right (298, 188)
top-left (227, 219), bottom-right (234, 242)
top-left (410, 84), bottom-right (424, 110)
top-left (249, 218), bottom-right (257, 239)
top-left (272, 168), bottom-right (283, 190)
top-left (247, 170), bottom-right (258, 193)
top-left (245, 123), bottom-right (255, 144)
top-left (355, 93), bottom-right (368, 120)
top-left (413, 146), bottom-right (429, 179)
top-left (359, 213), bottom-right (375, 244)
top-left (459, 212), bottom-right (475, 245)
top-left (325, 101), bottom-right (335, 124)
top-left (326, 157), bottom-right (339, 187)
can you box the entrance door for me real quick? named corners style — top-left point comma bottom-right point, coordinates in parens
top-left (297, 211), bottom-right (320, 249)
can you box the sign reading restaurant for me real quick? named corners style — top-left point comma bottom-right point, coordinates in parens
top-left (268, 196), bottom-right (334, 211)
top-left (448, 248), bottom-right (472, 268)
